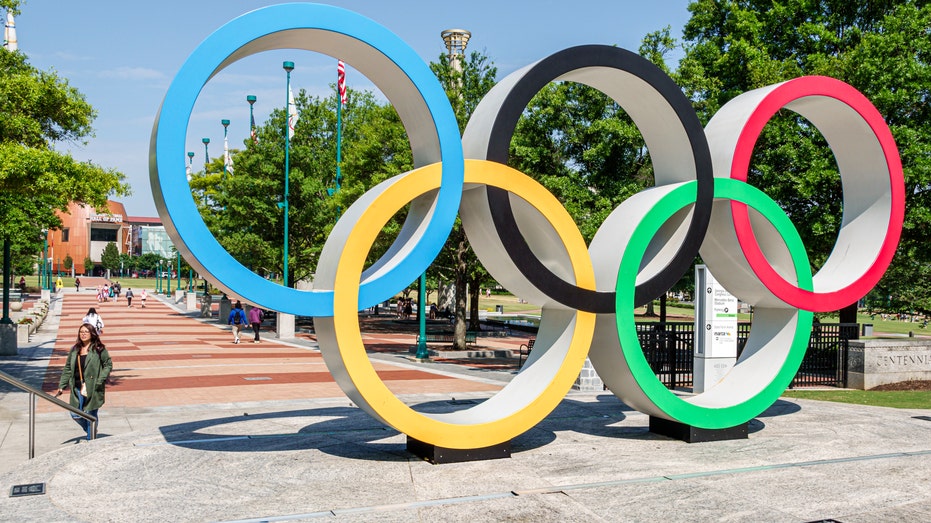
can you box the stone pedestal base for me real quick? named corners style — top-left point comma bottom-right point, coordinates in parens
top-left (218, 296), bottom-right (231, 323)
top-left (276, 313), bottom-right (295, 339)
top-left (186, 292), bottom-right (198, 311)
top-left (0, 323), bottom-right (18, 356)
top-left (649, 416), bottom-right (748, 443)
top-left (573, 357), bottom-right (604, 391)
top-left (407, 437), bottom-right (510, 464)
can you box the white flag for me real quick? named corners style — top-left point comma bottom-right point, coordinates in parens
top-left (224, 134), bottom-right (234, 174)
top-left (288, 85), bottom-right (298, 140)
top-left (3, 12), bottom-right (17, 51)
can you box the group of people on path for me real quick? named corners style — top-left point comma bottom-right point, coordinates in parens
top-left (95, 282), bottom-right (122, 303)
top-left (227, 300), bottom-right (265, 344)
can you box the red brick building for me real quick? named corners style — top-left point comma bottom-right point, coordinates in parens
top-left (48, 201), bottom-right (162, 276)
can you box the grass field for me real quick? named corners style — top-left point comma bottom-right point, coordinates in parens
top-left (781, 389), bottom-right (931, 409)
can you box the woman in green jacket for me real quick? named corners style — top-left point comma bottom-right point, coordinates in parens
top-left (56, 323), bottom-right (113, 440)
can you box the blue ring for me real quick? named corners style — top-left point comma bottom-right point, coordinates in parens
top-left (151, 3), bottom-right (463, 316)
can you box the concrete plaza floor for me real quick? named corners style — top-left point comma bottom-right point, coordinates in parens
top-left (0, 289), bottom-right (929, 522)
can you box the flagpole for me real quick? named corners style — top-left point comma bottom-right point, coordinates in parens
top-left (335, 59), bottom-right (347, 196)
top-left (201, 137), bottom-right (210, 206)
top-left (282, 61), bottom-right (294, 288)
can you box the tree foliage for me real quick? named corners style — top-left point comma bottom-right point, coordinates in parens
top-left (197, 85), bottom-right (415, 287)
top-left (675, 0), bottom-right (931, 313)
top-left (0, 28), bottom-right (129, 270)
top-left (100, 242), bottom-right (120, 272)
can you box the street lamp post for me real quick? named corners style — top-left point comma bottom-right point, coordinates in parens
top-left (247, 95), bottom-right (256, 142)
top-left (282, 61), bottom-right (294, 288)
top-left (187, 151), bottom-right (195, 181)
top-left (221, 119), bottom-right (230, 179)
top-left (41, 230), bottom-right (48, 291)
top-left (156, 260), bottom-right (162, 294)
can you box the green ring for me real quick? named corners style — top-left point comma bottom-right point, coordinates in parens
top-left (614, 179), bottom-right (813, 428)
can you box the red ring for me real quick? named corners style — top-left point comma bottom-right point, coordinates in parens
top-left (729, 76), bottom-right (904, 311)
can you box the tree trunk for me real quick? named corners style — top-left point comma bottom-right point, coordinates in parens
top-left (659, 294), bottom-right (667, 323)
top-left (838, 302), bottom-right (858, 324)
top-left (453, 229), bottom-right (468, 350)
top-left (644, 300), bottom-right (656, 317)
top-left (468, 275), bottom-right (481, 331)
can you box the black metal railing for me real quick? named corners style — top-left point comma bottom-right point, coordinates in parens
top-left (637, 321), bottom-right (854, 390)
top-left (0, 369), bottom-right (97, 460)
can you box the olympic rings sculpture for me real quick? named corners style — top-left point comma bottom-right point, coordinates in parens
top-left (151, 4), bottom-right (904, 449)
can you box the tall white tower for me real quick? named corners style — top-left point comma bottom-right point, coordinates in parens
top-left (3, 11), bottom-right (17, 51)
top-left (441, 29), bottom-right (471, 75)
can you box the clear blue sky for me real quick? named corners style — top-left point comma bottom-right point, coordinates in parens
top-left (16, 0), bottom-right (692, 216)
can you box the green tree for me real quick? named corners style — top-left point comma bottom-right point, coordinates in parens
top-left (100, 242), bottom-right (120, 275)
top-left (202, 85), bottom-right (415, 288)
top-left (82, 256), bottom-right (93, 277)
top-left (675, 0), bottom-right (931, 316)
top-left (63, 254), bottom-right (73, 274)
top-left (134, 253), bottom-right (163, 275)
top-left (0, 4), bottom-right (128, 291)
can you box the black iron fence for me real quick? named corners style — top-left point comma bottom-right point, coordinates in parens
top-left (636, 321), bottom-right (854, 390)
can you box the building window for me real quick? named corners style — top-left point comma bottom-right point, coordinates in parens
top-left (90, 228), bottom-right (118, 242)
top-left (62, 228), bottom-right (70, 242)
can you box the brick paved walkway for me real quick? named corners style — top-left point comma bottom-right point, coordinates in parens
top-left (40, 291), bottom-right (501, 411)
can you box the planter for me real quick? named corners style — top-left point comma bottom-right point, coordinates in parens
top-left (16, 323), bottom-right (29, 344)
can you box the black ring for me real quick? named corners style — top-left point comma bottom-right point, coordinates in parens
top-left (472, 45), bottom-right (713, 311)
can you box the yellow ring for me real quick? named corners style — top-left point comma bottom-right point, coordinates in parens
top-left (325, 159), bottom-right (595, 448)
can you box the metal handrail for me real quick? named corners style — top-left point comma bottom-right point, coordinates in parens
top-left (0, 368), bottom-right (97, 459)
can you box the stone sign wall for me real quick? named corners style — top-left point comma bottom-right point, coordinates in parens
top-left (848, 339), bottom-right (931, 389)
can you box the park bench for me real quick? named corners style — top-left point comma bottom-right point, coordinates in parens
top-left (518, 337), bottom-right (536, 368)
top-left (418, 331), bottom-right (477, 345)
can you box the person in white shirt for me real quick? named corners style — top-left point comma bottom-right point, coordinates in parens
top-left (81, 307), bottom-right (104, 334)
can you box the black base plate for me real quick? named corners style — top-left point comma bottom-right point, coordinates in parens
top-left (649, 416), bottom-right (748, 443)
top-left (407, 437), bottom-right (511, 464)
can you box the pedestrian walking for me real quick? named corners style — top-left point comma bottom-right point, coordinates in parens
top-left (56, 323), bottom-right (112, 441)
top-left (113, 281), bottom-right (121, 302)
top-left (75, 277), bottom-right (81, 292)
top-left (56, 276), bottom-right (63, 293)
top-left (82, 307), bottom-right (104, 334)
top-left (248, 306), bottom-right (264, 343)
top-left (139, 288), bottom-right (147, 308)
top-left (228, 301), bottom-right (247, 344)
top-left (125, 288), bottom-right (134, 308)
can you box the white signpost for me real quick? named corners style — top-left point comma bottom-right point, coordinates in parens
top-left (694, 265), bottom-right (739, 393)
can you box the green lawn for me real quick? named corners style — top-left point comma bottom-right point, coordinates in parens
top-left (781, 389), bottom-right (931, 409)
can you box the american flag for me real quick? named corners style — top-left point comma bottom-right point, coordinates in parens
top-left (224, 134), bottom-right (234, 174)
top-left (287, 85), bottom-right (298, 140)
top-left (337, 60), bottom-right (347, 105)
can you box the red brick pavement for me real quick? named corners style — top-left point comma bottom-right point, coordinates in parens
top-left (40, 292), bottom-right (501, 412)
